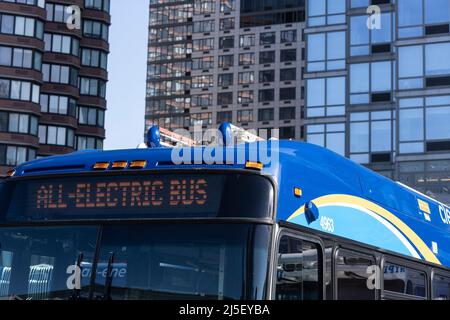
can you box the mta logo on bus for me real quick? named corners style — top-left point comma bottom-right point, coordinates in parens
top-left (439, 204), bottom-right (450, 225)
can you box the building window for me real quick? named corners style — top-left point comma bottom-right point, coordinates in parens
top-left (260, 51), bottom-right (275, 64)
top-left (0, 112), bottom-right (38, 136)
top-left (238, 53), bottom-right (254, 66)
top-left (237, 110), bottom-right (253, 123)
top-left (239, 34), bottom-right (255, 47)
top-left (307, 77), bottom-right (345, 117)
top-left (0, 145), bottom-right (35, 166)
top-left (307, 123), bottom-right (345, 156)
top-left (350, 111), bottom-right (393, 164)
top-left (307, 0), bottom-right (346, 27)
top-left (350, 61), bottom-right (392, 104)
top-left (238, 90), bottom-right (253, 104)
top-left (147, 98), bottom-right (190, 115)
top-left (79, 77), bottom-right (107, 98)
top-left (399, 160), bottom-right (450, 204)
top-left (78, 106), bottom-right (105, 128)
top-left (307, 31), bottom-right (345, 72)
top-left (218, 73), bottom-right (234, 86)
top-left (148, 79), bottom-right (190, 96)
top-left (219, 36), bottom-right (234, 49)
top-left (0, 78), bottom-right (39, 103)
top-left (260, 32), bottom-right (275, 45)
top-left (399, 96), bottom-right (450, 154)
top-left (350, 13), bottom-right (392, 56)
top-left (217, 111), bottom-right (232, 124)
top-left (1, 0), bottom-right (44, 7)
top-left (281, 30), bottom-right (297, 43)
top-left (258, 89), bottom-right (274, 102)
top-left (39, 125), bottom-right (75, 147)
top-left (191, 112), bottom-right (212, 126)
top-left (279, 107), bottom-right (296, 120)
top-left (220, 0), bottom-right (235, 13)
top-left (398, 0), bottom-right (450, 39)
top-left (85, 0), bottom-right (111, 13)
top-left (40, 94), bottom-right (77, 116)
top-left (83, 19), bottom-right (109, 41)
top-left (280, 68), bottom-right (296, 81)
top-left (0, 14), bottom-right (44, 39)
top-left (194, 0), bottom-right (215, 14)
top-left (46, 3), bottom-right (73, 23)
top-left (194, 20), bottom-right (215, 33)
top-left (150, 3), bottom-right (193, 25)
top-left (194, 38), bottom-right (215, 51)
top-left (399, 43), bottom-right (450, 90)
top-left (218, 55), bottom-right (234, 68)
top-left (77, 135), bottom-right (103, 150)
top-left (0, 46), bottom-right (42, 71)
top-left (219, 18), bottom-right (234, 31)
top-left (42, 63), bottom-right (78, 86)
top-left (192, 57), bottom-right (214, 70)
top-left (149, 43), bottom-right (192, 61)
top-left (280, 49), bottom-right (296, 62)
top-left (81, 48), bottom-right (108, 69)
top-left (280, 87), bottom-right (296, 101)
top-left (279, 126), bottom-right (296, 139)
top-left (150, 24), bottom-right (191, 43)
top-left (44, 33), bottom-right (80, 56)
top-left (191, 75), bottom-right (214, 88)
top-left (259, 70), bottom-right (275, 83)
top-left (238, 71), bottom-right (254, 85)
top-left (192, 94), bottom-right (212, 107)
top-left (258, 108), bottom-right (274, 122)
top-left (241, 11), bottom-right (305, 28)
top-left (217, 92), bottom-right (233, 105)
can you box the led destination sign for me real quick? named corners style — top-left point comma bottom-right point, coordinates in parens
top-left (35, 178), bottom-right (209, 211)
top-left (2, 173), bottom-right (274, 221)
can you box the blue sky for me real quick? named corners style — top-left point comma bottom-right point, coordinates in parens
top-left (104, 0), bottom-right (148, 150)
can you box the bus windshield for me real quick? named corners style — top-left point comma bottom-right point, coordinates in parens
top-left (0, 223), bottom-right (271, 300)
top-left (0, 172), bottom-right (274, 222)
top-left (0, 172), bottom-right (273, 300)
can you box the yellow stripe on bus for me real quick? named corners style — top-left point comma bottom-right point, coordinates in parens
top-left (287, 194), bottom-right (441, 266)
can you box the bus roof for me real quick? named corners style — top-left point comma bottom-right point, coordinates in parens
top-left (10, 140), bottom-right (450, 268)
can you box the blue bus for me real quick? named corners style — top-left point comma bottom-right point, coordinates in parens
top-left (0, 126), bottom-right (449, 300)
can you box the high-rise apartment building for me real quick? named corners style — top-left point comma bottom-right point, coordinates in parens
top-left (0, 0), bottom-right (110, 175)
top-left (304, 0), bottom-right (450, 204)
top-left (146, 0), bottom-right (306, 140)
top-left (146, 0), bottom-right (450, 204)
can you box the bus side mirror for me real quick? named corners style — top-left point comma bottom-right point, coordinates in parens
top-left (305, 201), bottom-right (319, 224)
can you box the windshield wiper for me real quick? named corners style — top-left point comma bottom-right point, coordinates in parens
top-left (100, 252), bottom-right (115, 300)
top-left (69, 252), bottom-right (86, 301)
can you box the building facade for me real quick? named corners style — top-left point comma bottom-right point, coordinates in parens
top-left (0, 0), bottom-right (110, 175)
top-left (304, 0), bottom-right (450, 204)
top-left (146, 0), bottom-right (450, 204)
top-left (146, 0), bottom-right (306, 140)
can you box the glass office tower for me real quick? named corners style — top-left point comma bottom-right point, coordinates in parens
top-left (304, 0), bottom-right (450, 204)
top-left (146, 0), bottom-right (306, 140)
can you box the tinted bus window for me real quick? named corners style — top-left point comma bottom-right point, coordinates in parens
top-left (336, 250), bottom-right (376, 300)
top-left (276, 236), bottom-right (322, 300)
top-left (0, 172), bottom-right (273, 222)
top-left (433, 275), bottom-right (450, 300)
top-left (384, 263), bottom-right (426, 298)
top-left (91, 224), bottom-right (271, 300)
top-left (0, 226), bottom-right (98, 300)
